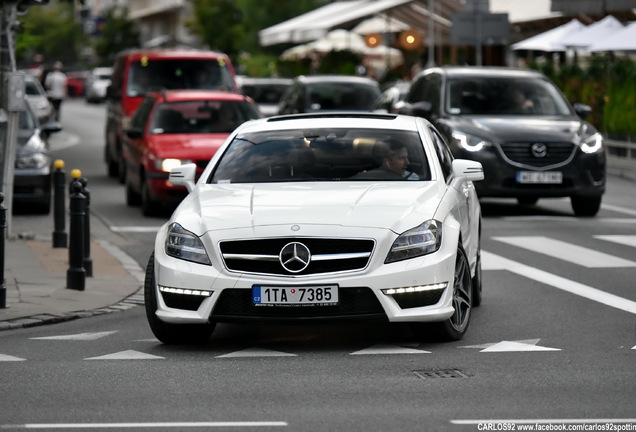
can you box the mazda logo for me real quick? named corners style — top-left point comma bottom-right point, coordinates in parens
top-left (531, 143), bottom-right (547, 158)
top-left (279, 242), bottom-right (311, 273)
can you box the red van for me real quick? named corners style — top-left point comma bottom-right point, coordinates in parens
top-left (104, 48), bottom-right (238, 182)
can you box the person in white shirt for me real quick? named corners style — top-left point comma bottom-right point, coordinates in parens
top-left (44, 61), bottom-right (67, 121)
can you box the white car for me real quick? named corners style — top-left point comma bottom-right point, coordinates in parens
top-left (24, 74), bottom-right (53, 126)
top-left (145, 113), bottom-right (484, 344)
top-left (85, 67), bottom-right (113, 103)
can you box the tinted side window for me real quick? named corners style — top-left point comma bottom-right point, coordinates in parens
top-left (130, 97), bottom-right (155, 130)
top-left (407, 73), bottom-right (441, 113)
top-left (430, 127), bottom-right (453, 181)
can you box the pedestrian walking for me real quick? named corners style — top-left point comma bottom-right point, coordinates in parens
top-left (45, 61), bottom-right (67, 122)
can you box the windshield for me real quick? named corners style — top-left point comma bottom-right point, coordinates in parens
top-left (127, 59), bottom-right (235, 97)
top-left (306, 82), bottom-right (381, 111)
top-left (150, 100), bottom-right (261, 134)
top-left (241, 84), bottom-right (290, 105)
top-left (208, 128), bottom-right (430, 183)
top-left (446, 77), bottom-right (573, 116)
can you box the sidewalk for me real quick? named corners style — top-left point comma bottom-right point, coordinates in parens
top-left (0, 206), bottom-right (146, 331)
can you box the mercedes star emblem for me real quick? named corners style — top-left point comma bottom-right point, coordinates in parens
top-left (279, 242), bottom-right (311, 273)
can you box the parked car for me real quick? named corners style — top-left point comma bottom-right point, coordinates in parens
top-left (236, 76), bottom-right (292, 116)
top-left (85, 66), bottom-right (113, 103)
top-left (13, 99), bottom-right (62, 214)
top-left (372, 80), bottom-right (411, 113)
top-left (66, 70), bottom-right (88, 97)
top-left (105, 48), bottom-right (239, 183)
top-left (24, 74), bottom-right (53, 125)
top-left (277, 75), bottom-right (381, 114)
top-left (144, 112), bottom-right (484, 344)
top-left (396, 66), bottom-right (606, 216)
top-left (122, 89), bottom-right (262, 216)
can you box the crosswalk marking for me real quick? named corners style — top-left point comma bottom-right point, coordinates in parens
top-left (491, 236), bottom-right (636, 268)
top-left (595, 235), bottom-right (636, 248)
top-left (482, 251), bottom-right (636, 315)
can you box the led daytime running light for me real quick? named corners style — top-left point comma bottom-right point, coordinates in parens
top-left (382, 282), bottom-right (447, 295)
top-left (159, 286), bottom-right (212, 297)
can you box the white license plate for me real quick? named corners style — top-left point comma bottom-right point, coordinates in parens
top-left (252, 285), bottom-right (339, 306)
top-left (516, 171), bottom-right (563, 184)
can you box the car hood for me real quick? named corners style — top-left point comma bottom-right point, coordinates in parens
top-left (444, 115), bottom-right (594, 143)
top-left (148, 134), bottom-right (229, 160)
top-left (175, 182), bottom-right (445, 236)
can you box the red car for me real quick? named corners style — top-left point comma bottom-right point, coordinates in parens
top-left (122, 89), bottom-right (262, 215)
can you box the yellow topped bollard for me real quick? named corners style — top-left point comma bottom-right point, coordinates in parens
top-left (52, 159), bottom-right (67, 248)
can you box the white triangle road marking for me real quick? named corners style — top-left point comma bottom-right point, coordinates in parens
top-left (459, 339), bottom-right (541, 349)
top-left (480, 341), bottom-right (561, 352)
top-left (217, 347), bottom-right (297, 358)
top-left (85, 350), bottom-right (164, 360)
top-left (632, 345), bottom-right (636, 350)
top-left (31, 331), bottom-right (118, 341)
top-left (350, 344), bottom-right (431, 355)
top-left (595, 235), bottom-right (636, 248)
top-left (492, 236), bottom-right (636, 268)
top-left (0, 353), bottom-right (26, 361)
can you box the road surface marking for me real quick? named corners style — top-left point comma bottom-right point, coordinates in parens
top-left (31, 331), bottom-right (117, 341)
top-left (491, 236), bottom-right (636, 267)
top-left (350, 344), bottom-right (431, 355)
top-left (217, 347), bottom-right (297, 358)
top-left (482, 250), bottom-right (636, 315)
top-left (595, 234), bottom-right (636, 248)
top-left (85, 350), bottom-right (164, 360)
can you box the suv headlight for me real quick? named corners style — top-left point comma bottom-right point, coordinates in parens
top-left (452, 131), bottom-right (490, 152)
top-left (386, 220), bottom-right (442, 263)
top-left (581, 132), bottom-right (603, 154)
top-left (165, 223), bottom-right (211, 265)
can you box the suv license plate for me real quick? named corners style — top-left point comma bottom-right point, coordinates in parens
top-left (516, 171), bottom-right (562, 184)
top-left (252, 285), bottom-right (339, 306)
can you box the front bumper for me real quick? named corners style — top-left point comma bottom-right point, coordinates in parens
top-left (460, 146), bottom-right (606, 198)
top-left (149, 226), bottom-right (460, 325)
top-left (13, 171), bottom-right (51, 204)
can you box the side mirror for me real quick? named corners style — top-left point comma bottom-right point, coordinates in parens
top-left (124, 127), bottom-right (144, 139)
top-left (169, 163), bottom-right (197, 193)
top-left (452, 159), bottom-right (484, 182)
top-left (573, 103), bottom-right (592, 119)
top-left (106, 83), bottom-right (120, 100)
top-left (411, 101), bottom-right (433, 118)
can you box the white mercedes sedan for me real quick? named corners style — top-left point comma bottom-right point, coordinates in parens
top-left (144, 113), bottom-right (484, 344)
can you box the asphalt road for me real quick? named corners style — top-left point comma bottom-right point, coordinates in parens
top-left (0, 99), bottom-right (634, 431)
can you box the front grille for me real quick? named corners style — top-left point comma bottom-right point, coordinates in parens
top-left (220, 238), bottom-right (375, 276)
top-left (161, 292), bottom-right (206, 311)
top-left (499, 142), bottom-right (575, 168)
top-left (211, 287), bottom-right (385, 320)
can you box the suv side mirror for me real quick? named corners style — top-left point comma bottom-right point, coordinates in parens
top-left (573, 103), bottom-right (592, 119)
top-left (411, 101), bottom-right (433, 118)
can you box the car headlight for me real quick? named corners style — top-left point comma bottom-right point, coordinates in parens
top-left (15, 152), bottom-right (49, 169)
top-left (581, 132), bottom-right (603, 154)
top-left (156, 158), bottom-right (192, 172)
top-left (386, 220), bottom-right (442, 263)
top-left (452, 131), bottom-right (489, 152)
top-left (165, 223), bottom-right (211, 265)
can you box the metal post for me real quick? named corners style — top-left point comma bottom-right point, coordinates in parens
top-left (52, 159), bottom-right (67, 248)
top-left (66, 177), bottom-right (85, 291)
top-left (0, 192), bottom-right (6, 308)
top-left (79, 177), bottom-right (92, 277)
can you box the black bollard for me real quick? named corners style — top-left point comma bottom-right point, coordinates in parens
top-left (79, 177), bottom-right (92, 277)
top-left (52, 160), bottom-right (67, 248)
top-left (0, 193), bottom-right (6, 308)
top-left (66, 178), bottom-right (85, 291)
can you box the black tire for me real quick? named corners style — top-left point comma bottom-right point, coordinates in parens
top-left (144, 253), bottom-right (215, 345)
top-left (571, 195), bottom-right (601, 217)
top-left (141, 180), bottom-right (161, 216)
top-left (410, 246), bottom-right (473, 341)
top-left (471, 248), bottom-right (482, 307)
top-left (517, 197), bottom-right (539, 206)
top-left (125, 171), bottom-right (141, 206)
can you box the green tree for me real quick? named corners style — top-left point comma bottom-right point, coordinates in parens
top-left (93, 7), bottom-right (140, 65)
top-left (15, 1), bottom-right (87, 67)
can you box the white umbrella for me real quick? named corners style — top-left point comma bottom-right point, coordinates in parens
top-left (559, 15), bottom-right (624, 51)
top-left (588, 21), bottom-right (636, 52)
top-left (512, 19), bottom-right (585, 52)
top-left (352, 15), bottom-right (410, 35)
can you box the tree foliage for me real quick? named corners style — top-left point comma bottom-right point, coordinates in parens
top-left (92, 7), bottom-right (140, 66)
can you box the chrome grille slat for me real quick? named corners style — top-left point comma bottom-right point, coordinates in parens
top-left (499, 142), bottom-right (576, 168)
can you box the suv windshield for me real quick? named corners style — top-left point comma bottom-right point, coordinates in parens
top-left (307, 82), bottom-right (381, 111)
top-left (446, 77), bottom-right (572, 116)
top-left (127, 59), bottom-right (235, 96)
top-left (209, 128), bottom-right (430, 183)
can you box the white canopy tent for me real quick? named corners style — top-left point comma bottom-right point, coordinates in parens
top-left (511, 19), bottom-right (585, 52)
top-left (559, 15), bottom-right (624, 51)
top-left (351, 15), bottom-right (411, 35)
top-left (588, 21), bottom-right (636, 52)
